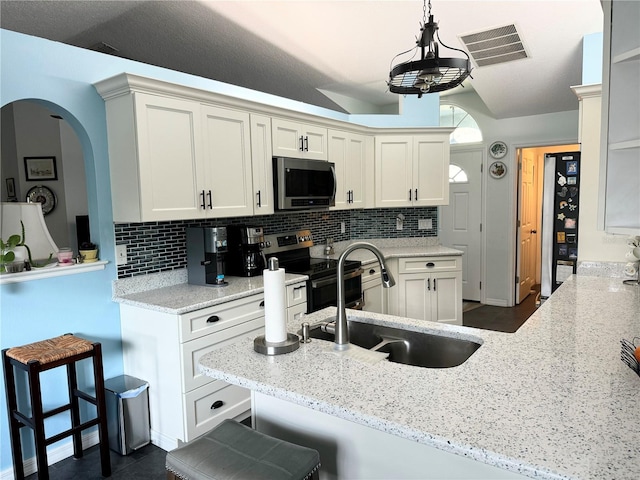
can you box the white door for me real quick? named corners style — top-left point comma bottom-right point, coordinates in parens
top-left (517, 149), bottom-right (537, 302)
top-left (438, 148), bottom-right (483, 302)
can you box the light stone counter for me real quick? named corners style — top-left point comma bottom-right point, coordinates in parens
top-left (113, 272), bottom-right (308, 314)
top-left (310, 237), bottom-right (463, 265)
top-left (199, 275), bottom-right (640, 480)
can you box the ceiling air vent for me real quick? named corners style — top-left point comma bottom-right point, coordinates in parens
top-left (459, 24), bottom-right (529, 68)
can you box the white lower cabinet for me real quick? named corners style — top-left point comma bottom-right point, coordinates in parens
top-left (361, 264), bottom-right (387, 314)
top-left (119, 283), bottom-right (306, 450)
top-left (388, 256), bottom-right (462, 325)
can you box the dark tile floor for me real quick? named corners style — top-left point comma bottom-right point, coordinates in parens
top-left (25, 443), bottom-right (167, 480)
top-left (463, 286), bottom-right (540, 333)
top-left (26, 294), bottom-right (540, 479)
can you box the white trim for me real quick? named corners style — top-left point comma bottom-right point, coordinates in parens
top-left (0, 431), bottom-right (99, 479)
top-left (0, 261), bottom-right (108, 284)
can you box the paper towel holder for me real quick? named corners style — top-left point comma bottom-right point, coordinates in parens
top-left (253, 333), bottom-right (300, 355)
top-left (254, 256), bottom-right (300, 355)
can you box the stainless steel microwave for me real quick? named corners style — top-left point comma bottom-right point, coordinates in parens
top-left (273, 157), bottom-right (336, 210)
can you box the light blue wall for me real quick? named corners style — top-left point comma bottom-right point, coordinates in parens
top-left (0, 28), bottom-right (440, 472)
top-left (582, 32), bottom-right (604, 84)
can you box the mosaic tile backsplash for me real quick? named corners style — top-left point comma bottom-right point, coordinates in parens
top-left (114, 207), bottom-right (437, 278)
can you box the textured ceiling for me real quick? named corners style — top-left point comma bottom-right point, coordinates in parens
top-left (1, 0), bottom-right (603, 118)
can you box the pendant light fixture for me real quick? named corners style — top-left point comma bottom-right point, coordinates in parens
top-left (388, 0), bottom-right (472, 97)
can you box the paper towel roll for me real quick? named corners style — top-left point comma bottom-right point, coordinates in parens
top-left (263, 266), bottom-right (287, 343)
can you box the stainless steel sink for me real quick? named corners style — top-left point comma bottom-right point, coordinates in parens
top-left (306, 320), bottom-right (481, 368)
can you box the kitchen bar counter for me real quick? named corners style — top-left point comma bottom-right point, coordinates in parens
top-left (198, 275), bottom-right (640, 480)
top-left (113, 273), bottom-right (308, 314)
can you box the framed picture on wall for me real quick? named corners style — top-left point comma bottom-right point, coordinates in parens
top-left (24, 156), bottom-right (57, 181)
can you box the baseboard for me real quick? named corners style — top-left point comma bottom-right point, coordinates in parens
top-left (150, 428), bottom-right (178, 451)
top-left (0, 431), bottom-right (99, 480)
top-left (484, 298), bottom-right (509, 307)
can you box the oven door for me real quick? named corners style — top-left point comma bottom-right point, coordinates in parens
top-left (308, 268), bottom-right (363, 313)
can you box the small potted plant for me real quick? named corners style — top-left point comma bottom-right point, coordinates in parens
top-left (1, 233), bottom-right (23, 273)
top-left (79, 241), bottom-right (99, 263)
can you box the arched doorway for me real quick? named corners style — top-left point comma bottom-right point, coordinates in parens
top-left (1, 100), bottom-right (89, 253)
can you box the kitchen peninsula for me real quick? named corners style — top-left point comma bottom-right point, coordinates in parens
top-left (198, 275), bottom-right (640, 480)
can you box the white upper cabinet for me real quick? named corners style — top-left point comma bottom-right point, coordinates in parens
top-left (328, 129), bottom-right (374, 210)
top-left (200, 105), bottom-right (254, 218)
top-left (250, 114), bottom-right (275, 215)
top-left (111, 92), bottom-right (206, 222)
top-left (600, 0), bottom-right (640, 233)
top-left (272, 118), bottom-right (328, 160)
top-left (375, 130), bottom-right (452, 208)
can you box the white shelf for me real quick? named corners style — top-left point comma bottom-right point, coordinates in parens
top-left (612, 47), bottom-right (640, 64)
top-left (610, 139), bottom-right (640, 150)
top-left (0, 260), bottom-right (108, 284)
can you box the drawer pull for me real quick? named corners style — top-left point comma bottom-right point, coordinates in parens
top-left (426, 262), bottom-right (435, 268)
top-left (259, 301), bottom-right (265, 307)
top-left (210, 400), bottom-right (225, 410)
top-left (369, 269), bottom-right (376, 275)
top-left (293, 286), bottom-right (305, 291)
top-left (206, 315), bottom-right (220, 323)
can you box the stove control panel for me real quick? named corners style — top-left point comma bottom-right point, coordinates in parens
top-left (262, 230), bottom-right (313, 254)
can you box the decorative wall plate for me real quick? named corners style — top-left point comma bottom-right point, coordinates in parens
top-left (26, 185), bottom-right (56, 215)
top-left (489, 161), bottom-right (507, 179)
top-left (489, 141), bottom-right (508, 159)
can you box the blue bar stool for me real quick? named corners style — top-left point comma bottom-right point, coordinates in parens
top-left (2, 333), bottom-right (111, 479)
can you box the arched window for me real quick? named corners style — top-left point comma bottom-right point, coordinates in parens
top-left (440, 104), bottom-right (483, 145)
top-left (449, 164), bottom-right (468, 183)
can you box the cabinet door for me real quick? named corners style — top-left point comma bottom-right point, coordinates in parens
top-left (375, 136), bottom-right (413, 207)
top-left (430, 271), bottom-right (462, 325)
top-left (134, 93), bottom-right (206, 221)
top-left (362, 280), bottom-right (386, 314)
top-left (328, 130), bottom-right (350, 209)
top-left (201, 105), bottom-right (254, 218)
top-left (272, 118), bottom-right (327, 160)
top-left (250, 114), bottom-right (275, 215)
top-left (347, 133), bottom-right (372, 209)
top-left (302, 124), bottom-right (328, 160)
top-left (413, 135), bottom-right (449, 206)
top-left (396, 273), bottom-right (429, 320)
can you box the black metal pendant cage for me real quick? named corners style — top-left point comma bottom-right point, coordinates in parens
top-left (388, 1), bottom-right (472, 97)
top-left (389, 56), bottom-right (471, 95)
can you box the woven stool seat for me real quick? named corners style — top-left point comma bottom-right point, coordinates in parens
top-left (166, 419), bottom-right (320, 480)
top-left (6, 334), bottom-right (94, 366)
top-left (2, 334), bottom-right (111, 479)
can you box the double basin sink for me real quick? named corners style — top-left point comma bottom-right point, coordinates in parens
top-left (305, 319), bottom-right (481, 368)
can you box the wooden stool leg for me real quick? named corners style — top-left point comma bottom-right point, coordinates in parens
top-left (27, 361), bottom-right (49, 480)
top-left (92, 343), bottom-right (111, 477)
top-left (3, 350), bottom-right (25, 480)
top-left (67, 361), bottom-right (83, 459)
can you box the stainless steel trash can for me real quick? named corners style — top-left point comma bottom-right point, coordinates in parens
top-left (104, 375), bottom-right (150, 455)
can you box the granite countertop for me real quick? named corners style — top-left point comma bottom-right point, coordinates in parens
top-left (113, 273), bottom-right (308, 314)
top-left (312, 238), bottom-right (463, 265)
top-left (112, 240), bottom-right (460, 313)
top-left (198, 275), bottom-right (640, 480)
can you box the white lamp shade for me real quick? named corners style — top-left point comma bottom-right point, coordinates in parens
top-left (1, 202), bottom-right (59, 262)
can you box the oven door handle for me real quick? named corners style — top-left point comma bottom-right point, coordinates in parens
top-left (311, 268), bottom-right (363, 289)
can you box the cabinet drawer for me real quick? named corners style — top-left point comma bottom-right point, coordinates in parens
top-left (184, 381), bottom-right (250, 442)
top-left (361, 264), bottom-right (382, 282)
top-left (182, 317), bottom-right (264, 392)
top-left (287, 302), bottom-right (307, 324)
top-left (180, 294), bottom-right (265, 342)
top-left (286, 282), bottom-right (307, 307)
top-left (399, 256), bottom-right (461, 274)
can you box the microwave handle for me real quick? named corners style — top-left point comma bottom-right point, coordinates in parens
top-left (331, 163), bottom-right (337, 200)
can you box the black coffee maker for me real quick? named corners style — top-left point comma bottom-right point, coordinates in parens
top-left (226, 225), bottom-right (266, 277)
top-left (186, 227), bottom-right (228, 286)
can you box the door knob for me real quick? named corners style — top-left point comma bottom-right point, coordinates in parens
top-left (530, 229), bottom-right (537, 234)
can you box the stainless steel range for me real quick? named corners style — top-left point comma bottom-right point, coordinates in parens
top-left (262, 230), bottom-right (363, 313)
